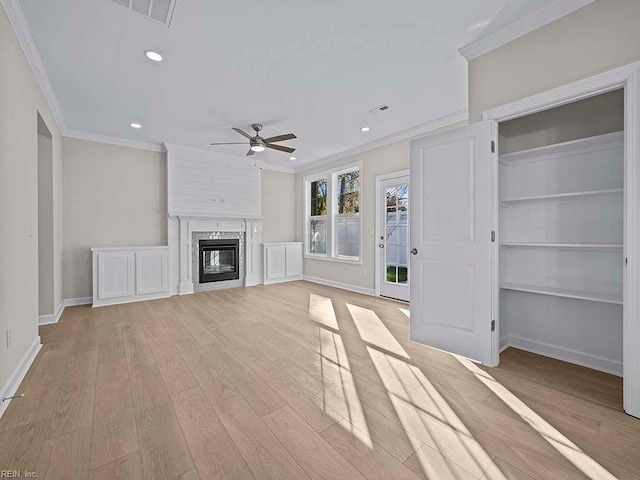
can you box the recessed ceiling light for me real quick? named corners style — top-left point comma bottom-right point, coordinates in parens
top-left (290, 156), bottom-right (296, 161)
top-left (360, 126), bottom-right (370, 132)
top-left (130, 123), bottom-right (142, 129)
top-left (144, 50), bottom-right (163, 62)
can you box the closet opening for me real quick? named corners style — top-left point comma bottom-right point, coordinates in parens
top-left (497, 89), bottom-right (625, 410)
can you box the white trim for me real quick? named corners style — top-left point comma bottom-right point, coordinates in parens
top-left (505, 335), bottom-right (622, 377)
top-left (63, 296), bottom-right (93, 307)
top-left (0, 0), bottom-right (66, 132)
top-left (295, 110), bottom-right (468, 174)
top-left (38, 301), bottom-right (64, 326)
top-left (65, 129), bottom-right (165, 153)
top-left (0, 336), bottom-right (42, 419)
top-left (303, 275), bottom-right (375, 297)
top-left (483, 59), bottom-right (640, 418)
top-left (375, 169), bottom-right (411, 298)
top-left (260, 162), bottom-right (295, 174)
top-left (458, 0), bottom-right (595, 61)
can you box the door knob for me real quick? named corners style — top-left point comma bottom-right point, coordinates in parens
top-left (411, 248), bottom-right (418, 255)
top-left (378, 243), bottom-right (385, 248)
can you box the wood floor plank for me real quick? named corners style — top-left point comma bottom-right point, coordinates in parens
top-left (403, 444), bottom-right (480, 480)
top-left (176, 470), bottom-right (201, 480)
top-left (0, 419), bottom-right (52, 473)
top-left (201, 341), bottom-right (285, 417)
top-left (128, 361), bottom-right (194, 480)
top-left (95, 306), bottom-right (126, 365)
top-left (213, 396), bottom-right (311, 480)
top-left (121, 321), bottom-right (155, 368)
top-left (147, 333), bottom-right (200, 396)
top-left (90, 358), bottom-right (138, 469)
top-left (171, 387), bottom-right (255, 479)
top-left (89, 451), bottom-right (143, 480)
top-left (50, 349), bottom-right (97, 438)
top-left (1, 349), bottom-right (68, 430)
top-left (37, 426), bottom-right (92, 479)
top-left (320, 421), bottom-right (422, 480)
top-left (262, 405), bottom-right (366, 480)
top-left (149, 299), bottom-right (192, 341)
top-left (174, 336), bottom-right (238, 404)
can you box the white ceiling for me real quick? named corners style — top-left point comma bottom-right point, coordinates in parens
top-left (19, 0), bottom-right (555, 169)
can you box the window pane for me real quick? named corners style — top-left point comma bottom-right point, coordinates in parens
top-left (397, 226), bottom-right (408, 245)
top-left (310, 179), bottom-right (327, 216)
top-left (387, 207), bottom-right (397, 225)
top-left (336, 216), bottom-right (360, 257)
top-left (386, 266), bottom-right (397, 283)
top-left (398, 266), bottom-right (408, 284)
top-left (386, 187), bottom-right (397, 207)
top-left (337, 170), bottom-right (360, 214)
top-left (386, 226), bottom-right (398, 244)
top-left (309, 218), bottom-right (327, 254)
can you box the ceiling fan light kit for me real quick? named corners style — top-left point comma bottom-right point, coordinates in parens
top-left (211, 123), bottom-right (297, 156)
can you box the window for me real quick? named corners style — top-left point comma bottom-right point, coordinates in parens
top-left (309, 179), bottom-right (327, 254)
top-left (304, 165), bottom-right (361, 262)
top-left (335, 169), bottom-right (360, 258)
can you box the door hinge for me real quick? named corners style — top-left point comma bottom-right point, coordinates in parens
top-left (491, 141), bottom-right (495, 153)
top-left (625, 257), bottom-right (629, 267)
top-left (491, 231), bottom-right (496, 242)
top-left (491, 320), bottom-right (496, 332)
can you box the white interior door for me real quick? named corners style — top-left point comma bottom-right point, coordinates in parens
top-left (377, 174), bottom-right (410, 301)
top-left (409, 121), bottom-right (497, 365)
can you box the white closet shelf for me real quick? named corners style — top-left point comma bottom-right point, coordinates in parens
top-left (500, 188), bottom-right (623, 205)
top-left (500, 282), bottom-right (622, 305)
top-left (499, 131), bottom-right (623, 165)
top-left (500, 242), bottom-right (623, 250)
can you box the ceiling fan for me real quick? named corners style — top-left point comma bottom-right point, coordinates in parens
top-left (210, 124), bottom-right (296, 156)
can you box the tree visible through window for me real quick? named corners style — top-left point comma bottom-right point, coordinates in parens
top-left (336, 169), bottom-right (360, 258)
top-left (309, 179), bottom-right (327, 254)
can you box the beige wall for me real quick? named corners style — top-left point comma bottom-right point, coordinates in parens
top-left (261, 169), bottom-right (296, 243)
top-left (295, 123), bottom-right (465, 291)
top-left (0, 4), bottom-right (63, 391)
top-left (63, 138), bottom-right (167, 299)
top-left (38, 131), bottom-right (54, 316)
top-left (469, 0), bottom-right (640, 122)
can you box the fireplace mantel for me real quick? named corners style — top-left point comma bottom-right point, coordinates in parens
top-left (177, 216), bottom-right (263, 295)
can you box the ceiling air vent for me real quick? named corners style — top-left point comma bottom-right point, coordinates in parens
top-left (109, 0), bottom-right (178, 27)
top-left (369, 104), bottom-right (389, 114)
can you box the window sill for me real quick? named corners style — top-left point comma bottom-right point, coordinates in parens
top-left (304, 254), bottom-right (362, 266)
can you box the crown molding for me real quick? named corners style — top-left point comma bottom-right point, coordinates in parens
top-left (260, 163), bottom-right (295, 174)
top-left (66, 129), bottom-right (165, 152)
top-left (459, 0), bottom-right (596, 61)
top-left (1, 0), bottom-right (66, 132)
top-left (294, 109), bottom-right (468, 174)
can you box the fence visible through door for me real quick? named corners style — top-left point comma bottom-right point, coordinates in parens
top-left (376, 173), bottom-right (410, 302)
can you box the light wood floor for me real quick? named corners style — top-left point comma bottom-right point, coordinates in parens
top-left (1, 281), bottom-right (639, 480)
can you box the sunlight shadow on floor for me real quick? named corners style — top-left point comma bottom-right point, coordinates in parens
top-left (309, 294), bottom-right (339, 330)
top-left (348, 303), bottom-right (409, 359)
top-left (456, 356), bottom-right (618, 480)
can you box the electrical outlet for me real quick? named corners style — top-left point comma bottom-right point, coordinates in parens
top-left (6, 328), bottom-right (11, 349)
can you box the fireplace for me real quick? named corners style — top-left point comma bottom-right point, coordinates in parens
top-left (199, 239), bottom-right (240, 283)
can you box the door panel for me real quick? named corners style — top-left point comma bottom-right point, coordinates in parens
top-left (410, 121), bottom-right (496, 365)
top-left (378, 176), bottom-right (410, 301)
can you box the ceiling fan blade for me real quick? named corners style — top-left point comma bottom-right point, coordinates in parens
top-left (263, 133), bottom-right (297, 143)
top-left (266, 143), bottom-right (295, 154)
top-left (246, 149), bottom-right (255, 156)
top-left (210, 142), bottom-right (249, 145)
top-left (233, 127), bottom-right (253, 139)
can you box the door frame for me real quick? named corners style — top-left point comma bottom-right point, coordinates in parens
top-left (375, 169), bottom-right (410, 299)
top-left (483, 60), bottom-right (640, 418)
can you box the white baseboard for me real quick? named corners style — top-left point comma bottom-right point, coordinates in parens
top-left (38, 301), bottom-right (65, 326)
top-left (499, 335), bottom-right (510, 352)
top-left (302, 275), bottom-right (375, 297)
top-left (504, 335), bottom-right (622, 377)
top-left (0, 336), bottom-right (42, 419)
top-left (63, 297), bottom-right (92, 307)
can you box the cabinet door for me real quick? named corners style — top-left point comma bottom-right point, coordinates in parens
top-left (285, 244), bottom-right (303, 277)
top-left (136, 250), bottom-right (168, 295)
top-left (410, 120), bottom-right (497, 366)
top-left (98, 252), bottom-right (135, 300)
top-left (266, 246), bottom-right (286, 281)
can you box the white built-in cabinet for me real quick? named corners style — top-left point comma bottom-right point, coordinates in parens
top-left (92, 246), bottom-right (170, 307)
top-left (498, 131), bottom-right (624, 375)
top-left (263, 242), bottom-right (303, 284)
